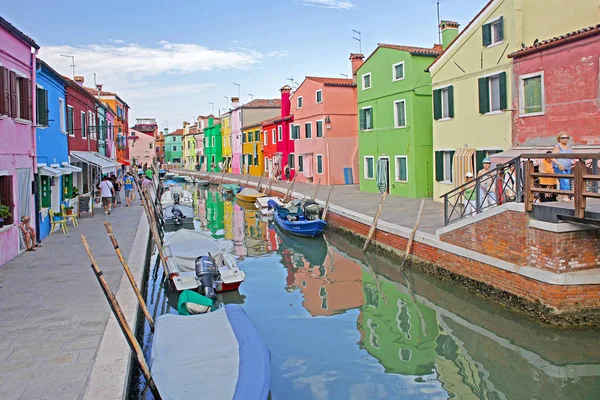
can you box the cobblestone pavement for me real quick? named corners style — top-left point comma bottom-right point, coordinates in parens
top-left (178, 170), bottom-right (445, 234)
top-left (0, 202), bottom-right (143, 400)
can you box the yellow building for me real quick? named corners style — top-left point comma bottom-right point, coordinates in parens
top-left (181, 121), bottom-right (197, 170)
top-left (241, 122), bottom-right (264, 176)
top-left (221, 113), bottom-right (232, 172)
top-left (429, 0), bottom-right (600, 200)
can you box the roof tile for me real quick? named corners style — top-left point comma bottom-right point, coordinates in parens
top-left (508, 24), bottom-right (600, 58)
top-left (305, 76), bottom-right (356, 87)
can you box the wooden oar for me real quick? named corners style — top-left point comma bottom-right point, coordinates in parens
top-left (362, 191), bottom-right (388, 252)
top-left (80, 235), bottom-right (161, 399)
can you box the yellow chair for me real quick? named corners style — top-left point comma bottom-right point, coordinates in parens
top-left (61, 204), bottom-right (78, 227)
top-left (49, 209), bottom-right (69, 235)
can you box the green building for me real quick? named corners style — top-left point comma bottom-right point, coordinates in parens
top-left (203, 115), bottom-right (222, 172)
top-left (357, 43), bottom-right (442, 198)
top-left (164, 128), bottom-right (183, 164)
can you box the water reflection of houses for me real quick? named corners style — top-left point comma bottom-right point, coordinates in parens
top-left (204, 190), bottom-right (224, 239)
top-left (223, 200), bottom-right (234, 241)
top-left (232, 203), bottom-right (246, 258)
top-left (242, 207), bottom-right (270, 257)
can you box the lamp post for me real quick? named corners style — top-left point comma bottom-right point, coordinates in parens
top-left (209, 102), bottom-right (215, 114)
top-left (233, 83), bottom-right (241, 98)
top-left (248, 94), bottom-right (253, 101)
top-left (60, 54), bottom-right (76, 78)
top-left (225, 96), bottom-right (229, 110)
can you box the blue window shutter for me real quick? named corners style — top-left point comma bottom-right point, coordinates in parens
top-left (482, 23), bottom-right (492, 46)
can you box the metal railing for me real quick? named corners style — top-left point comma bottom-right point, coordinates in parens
top-left (441, 157), bottom-right (523, 226)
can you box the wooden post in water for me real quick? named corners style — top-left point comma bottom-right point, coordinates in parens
top-left (104, 222), bottom-right (155, 332)
top-left (245, 173), bottom-right (252, 186)
top-left (143, 188), bottom-right (169, 275)
top-left (284, 171), bottom-right (299, 202)
top-left (80, 235), bottom-right (161, 399)
top-left (362, 191), bottom-right (388, 252)
top-left (321, 184), bottom-right (335, 220)
top-left (220, 169), bottom-right (226, 184)
top-left (400, 199), bottom-right (425, 269)
top-left (311, 178), bottom-right (322, 200)
top-left (257, 170), bottom-right (266, 192)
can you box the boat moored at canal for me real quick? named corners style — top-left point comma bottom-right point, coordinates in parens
top-left (269, 199), bottom-right (326, 238)
top-left (235, 187), bottom-right (266, 203)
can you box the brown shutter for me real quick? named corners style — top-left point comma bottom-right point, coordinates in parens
top-left (26, 79), bottom-right (32, 121)
top-left (1, 68), bottom-right (10, 116)
top-left (9, 71), bottom-right (17, 118)
top-left (0, 67), bottom-right (5, 115)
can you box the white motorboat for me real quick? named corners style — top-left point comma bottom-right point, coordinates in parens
top-left (255, 196), bottom-right (283, 216)
top-left (160, 187), bottom-right (193, 206)
top-left (164, 230), bottom-right (245, 295)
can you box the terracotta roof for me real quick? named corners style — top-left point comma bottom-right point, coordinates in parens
top-left (84, 87), bottom-right (116, 96)
top-left (0, 16), bottom-right (39, 50)
top-left (260, 116), bottom-right (280, 127)
top-left (235, 98), bottom-right (281, 110)
top-left (377, 43), bottom-right (443, 56)
top-left (166, 128), bottom-right (184, 136)
top-left (305, 76), bottom-right (356, 87)
top-left (508, 24), bottom-right (600, 58)
top-left (427, 0), bottom-right (495, 71)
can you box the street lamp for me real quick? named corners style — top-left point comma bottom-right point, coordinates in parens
top-left (209, 102), bottom-right (215, 114)
top-left (60, 54), bottom-right (76, 78)
top-left (224, 96), bottom-right (229, 110)
top-left (233, 83), bottom-right (241, 98)
top-left (248, 94), bottom-right (253, 101)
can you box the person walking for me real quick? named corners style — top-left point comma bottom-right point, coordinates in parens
top-left (462, 172), bottom-right (477, 217)
top-left (284, 164), bottom-right (291, 182)
top-left (98, 175), bottom-right (115, 215)
top-left (552, 132), bottom-right (573, 201)
top-left (540, 151), bottom-right (559, 202)
top-left (145, 167), bottom-right (154, 180)
top-left (111, 175), bottom-right (122, 207)
top-left (477, 158), bottom-right (497, 210)
top-left (124, 172), bottom-right (135, 207)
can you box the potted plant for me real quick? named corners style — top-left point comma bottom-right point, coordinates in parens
top-left (0, 204), bottom-right (11, 228)
top-left (72, 187), bottom-right (79, 199)
top-left (64, 206), bottom-right (74, 215)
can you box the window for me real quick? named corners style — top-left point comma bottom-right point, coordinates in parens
top-left (173, 145), bottom-right (177, 151)
top-left (305, 122), bottom-right (312, 138)
top-left (211, 136), bottom-right (215, 147)
top-left (395, 156), bottom-right (408, 182)
top-left (8, 72), bottom-right (32, 121)
top-left (242, 132), bottom-right (246, 143)
top-left (263, 130), bottom-right (268, 145)
top-left (475, 149), bottom-right (502, 172)
top-left (362, 73), bottom-right (371, 90)
top-left (394, 100), bottom-right (407, 128)
top-left (316, 154), bottom-right (323, 174)
top-left (81, 111), bottom-right (86, 138)
top-left (520, 73), bottom-right (544, 116)
top-left (298, 155), bottom-right (304, 172)
top-left (478, 72), bottom-right (507, 114)
top-left (393, 62), bottom-right (405, 81)
top-left (316, 120), bottom-right (323, 137)
top-left (364, 156), bottom-right (374, 179)
top-left (482, 16), bottom-right (504, 46)
top-left (316, 89), bottom-right (322, 103)
top-left (433, 86), bottom-right (454, 120)
top-left (277, 126), bottom-right (282, 141)
top-left (88, 111), bottom-right (95, 139)
top-left (255, 130), bottom-right (260, 142)
top-left (59, 98), bottom-right (66, 133)
top-left (289, 153), bottom-right (295, 169)
top-left (359, 107), bottom-right (373, 131)
top-left (297, 96), bottom-right (303, 108)
top-left (272, 129), bottom-right (276, 144)
top-left (435, 151), bottom-right (455, 182)
top-left (292, 125), bottom-right (300, 139)
top-left (36, 87), bottom-right (49, 126)
top-left (0, 175), bottom-right (14, 225)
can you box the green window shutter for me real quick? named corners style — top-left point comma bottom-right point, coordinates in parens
top-left (317, 121), bottom-right (323, 137)
top-left (317, 156), bottom-right (323, 174)
top-left (369, 108), bottom-right (374, 129)
top-left (478, 77), bottom-right (489, 114)
top-left (435, 151), bottom-right (444, 182)
top-left (449, 151), bottom-right (455, 182)
top-left (44, 89), bottom-right (49, 126)
top-left (298, 155), bottom-right (304, 172)
top-left (497, 17), bottom-right (504, 41)
top-left (40, 175), bottom-right (51, 208)
top-left (367, 158), bottom-right (374, 178)
top-left (288, 154), bottom-right (294, 168)
top-left (499, 71), bottom-right (507, 110)
top-left (482, 23), bottom-right (492, 46)
top-left (359, 109), bottom-right (366, 131)
top-left (433, 89), bottom-right (442, 120)
top-left (447, 86), bottom-right (455, 118)
top-left (475, 150), bottom-right (486, 173)
top-left (64, 174), bottom-right (73, 198)
top-left (67, 107), bottom-right (73, 134)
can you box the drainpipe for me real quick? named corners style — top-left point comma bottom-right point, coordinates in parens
top-left (31, 49), bottom-right (42, 244)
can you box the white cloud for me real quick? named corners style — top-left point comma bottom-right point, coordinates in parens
top-left (298, 0), bottom-right (355, 9)
top-left (266, 50), bottom-right (290, 59)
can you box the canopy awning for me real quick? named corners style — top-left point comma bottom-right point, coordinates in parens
top-left (452, 148), bottom-right (476, 188)
top-left (118, 159), bottom-right (131, 166)
top-left (61, 163), bottom-right (82, 173)
top-left (39, 165), bottom-right (63, 177)
top-left (70, 151), bottom-right (119, 173)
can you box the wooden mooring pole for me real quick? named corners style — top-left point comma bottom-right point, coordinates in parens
top-left (311, 178), bottom-right (322, 200)
top-left (257, 170), bottom-right (266, 192)
top-left (321, 184), bottom-right (335, 220)
top-left (400, 199), bottom-right (425, 269)
top-left (284, 171), bottom-right (299, 202)
top-left (362, 191), bottom-right (388, 252)
top-left (142, 188), bottom-right (169, 275)
top-left (80, 235), bottom-right (161, 399)
top-left (245, 173), bottom-right (252, 186)
top-left (104, 222), bottom-right (155, 332)
top-left (220, 169), bottom-right (226, 184)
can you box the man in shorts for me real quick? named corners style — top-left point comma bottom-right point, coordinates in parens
top-left (98, 175), bottom-right (115, 215)
top-left (123, 173), bottom-right (135, 207)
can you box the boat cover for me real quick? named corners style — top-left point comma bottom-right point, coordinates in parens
top-left (238, 187), bottom-right (261, 196)
top-left (151, 304), bottom-right (270, 400)
top-left (177, 290), bottom-right (215, 315)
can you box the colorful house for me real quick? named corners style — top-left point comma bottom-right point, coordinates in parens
top-left (241, 122), bottom-right (263, 176)
top-left (0, 16), bottom-right (39, 265)
top-left (204, 115), bottom-right (223, 172)
top-left (260, 116), bottom-right (279, 178)
top-left (271, 86), bottom-right (295, 180)
top-left (221, 113), bottom-right (232, 172)
top-left (429, 1), bottom-right (600, 200)
top-left (291, 71), bottom-right (359, 186)
top-left (230, 98), bottom-right (281, 174)
top-left (181, 121), bottom-right (195, 170)
top-left (508, 25), bottom-right (600, 148)
top-left (357, 43), bottom-right (441, 197)
top-left (155, 130), bottom-right (165, 165)
top-left (35, 59), bottom-right (81, 240)
top-left (105, 106), bottom-right (116, 159)
top-left (164, 128), bottom-right (183, 165)
top-left (127, 128), bottom-right (155, 167)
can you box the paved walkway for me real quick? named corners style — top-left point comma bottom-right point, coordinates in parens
top-left (0, 202), bottom-right (143, 400)
top-left (179, 170), bottom-right (445, 234)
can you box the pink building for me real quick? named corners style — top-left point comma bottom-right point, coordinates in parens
top-left (509, 25), bottom-right (600, 148)
top-left (127, 128), bottom-right (155, 167)
top-left (290, 76), bottom-right (358, 185)
top-left (106, 106), bottom-right (116, 159)
top-left (0, 17), bottom-right (39, 266)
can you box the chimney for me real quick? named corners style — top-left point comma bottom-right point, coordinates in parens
top-left (96, 84), bottom-right (103, 92)
top-left (208, 114), bottom-right (214, 127)
top-left (350, 53), bottom-right (365, 82)
top-left (74, 76), bottom-right (84, 86)
top-left (440, 20), bottom-right (460, 50)
top-left (231, 97), bottom-right (240, 109)
top-left (280, 85), bottom-right (292, 118)
top-left (164, 128), bottom-right (169, 136)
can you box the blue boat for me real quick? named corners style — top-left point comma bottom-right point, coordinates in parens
top-left (268, 199), bottom-right (326, 238)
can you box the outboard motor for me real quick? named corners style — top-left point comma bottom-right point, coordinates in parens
top-left (171, 206), bottom-right (184, 225)
top-left (172, 192), bottom-right (181, 205)
top-left (194, 255), bottom-right (219, 299)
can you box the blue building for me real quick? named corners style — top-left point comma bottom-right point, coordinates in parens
top-left (35, 59), bottom-right (80, 239)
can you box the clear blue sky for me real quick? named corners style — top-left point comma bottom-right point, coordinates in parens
top-left (3, 0), bottom-right (488, 128)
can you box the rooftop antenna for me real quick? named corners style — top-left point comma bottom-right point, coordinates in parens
top-left (352, 29), bottom-right (362, 54)
top-left (248, 93), bottom-right (254, 101)
top-left (209, 102), bottom-right (215, 114)
top-left (233, 83), bottom-right (241, 98)
top-left (224, 96), bottom-right (229, 110)
top-left (437, 0), bottom-right (441, 45)
top-left (60, 54), bottom-right (76, 78)
top-left (340, 73), bottom-right (348, 78)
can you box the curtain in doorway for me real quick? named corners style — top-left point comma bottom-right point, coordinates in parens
top-left (303, 154), bottom-right (314, 178)
top-left (16, 168), bottom-right (31, 251)
top-left (376, 159), bottom-right (388, 193)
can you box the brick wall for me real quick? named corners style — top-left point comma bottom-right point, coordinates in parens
top-left (528, 228), bottom-right (600, 272)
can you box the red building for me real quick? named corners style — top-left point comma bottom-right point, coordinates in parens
top-left (65, 77), bottom-right (98, 153)
top-left (263, 85), bottom-right (295, 180)
top-left (261, 116), bottom-right (278, 177)
top-left (509, 25), bottom-right (600, 148)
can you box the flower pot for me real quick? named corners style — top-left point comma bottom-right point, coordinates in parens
top-left (65, 209), bottom-right (73, 215)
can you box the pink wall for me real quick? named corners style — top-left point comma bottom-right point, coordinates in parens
top-left (291, 79), bottom-right (358, 185)
top-left (128, 129), bottom-right (155, 166)
top-left (106, 110), bottom-right (115, 158)
top-left (512, 33), bottom-right (600, 147)
top-left (230, 100), bottom-right (242, 174)
top-left (0, 23), bottom-right (37, 266)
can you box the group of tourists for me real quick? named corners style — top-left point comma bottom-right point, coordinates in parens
top-left (97, 166), bottom-right (155, 215)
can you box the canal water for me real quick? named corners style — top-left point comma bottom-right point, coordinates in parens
top-left (128, 185), bottom-right (600, 399)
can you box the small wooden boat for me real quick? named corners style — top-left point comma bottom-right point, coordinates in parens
top-left (220, 183), bottom-right (241, 195)
top-left (164, 172), bottom-right (176, 180)
top-left (195, 179), bottom-right (210, 186)
top-left (268, 199), bottom-right (326, 238)
top-left (164, 230), bottom-right (245, 294)
top-left (162, 204), bottom-right (195, 226)
top-left (256, 196), bottom-right (282, 216)
top-left (160, 187), bottom-right (193, 206)
top-left (172, 174), bottom-right (187, 182)
top-left (235, 187), bottom-right (266, 203)
top-left (151, 304), bottom-right (270, 399)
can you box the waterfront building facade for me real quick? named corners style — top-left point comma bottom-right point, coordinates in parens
top-left (204, 115), bottom-right (223, 172)
top-left (164, 128), bottom-right (183, 164)
top-left (221, 113), bottom-right (232, 172)
top-left (241, 122), bottom-right (263, 176)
